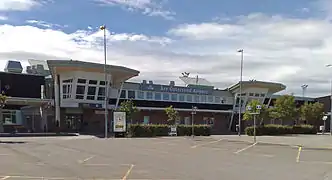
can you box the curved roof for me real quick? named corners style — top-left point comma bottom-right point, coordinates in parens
top-left (227, 80), bottom-right (286, 94)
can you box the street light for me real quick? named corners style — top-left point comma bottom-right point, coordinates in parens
top-left (191, 106), bottom-right (197, 137)
top-left (100, 25), bottom-right (108, 138)
top-left (246, 104), bottom-right (261, 143)
top-left (301, 84), bottom-right (308, 98)
top-left (326, 64), bottom-right (332, 136)
top-left (237, 49), bottom-right (244, 136)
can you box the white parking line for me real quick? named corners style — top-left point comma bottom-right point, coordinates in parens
top-left (1, 176), bottom-right (10, 180)
top-left (78, 155), bottom-right (95, 164)
top-left (191, 138), bottom-right (224, 148)
top-left (234, 142), bottom-right (257, 154)
top-left (296, 146), bottom-right (302, 163)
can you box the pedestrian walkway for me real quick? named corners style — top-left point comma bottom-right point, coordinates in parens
top-left (211, 134), bottom-right (332, 150)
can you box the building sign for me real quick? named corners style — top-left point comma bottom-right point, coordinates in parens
top-left (140, 84), bottom-right (213, 95)
top-left (113, 111), bottom-right (126, 132)
top-left (80, 103), bottom-right (103, 109)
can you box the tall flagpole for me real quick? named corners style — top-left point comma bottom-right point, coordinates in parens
top-left (100, 25), bottom-right (108, 138)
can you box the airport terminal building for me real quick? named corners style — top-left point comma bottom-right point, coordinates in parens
top-left (0, 60), bottom-right (319, 134)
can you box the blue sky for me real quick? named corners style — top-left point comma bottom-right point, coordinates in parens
top-left (1, 0), bottom-right (332, 96)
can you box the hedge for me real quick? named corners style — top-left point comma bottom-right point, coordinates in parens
top-left (245, 124), bottom-right (317, 136)
top-left (127, 124), bottom-right (211, 137)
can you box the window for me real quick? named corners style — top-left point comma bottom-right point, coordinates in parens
top-left (99, 81), bottom-right (106, 86)
top-left (163, 93), bottom-right (170, 101)
top-left (255, 93), bottom-right (260, 97)
top-left (155, 92), bottom-right (161, 100)
top-left (87, 87), bottom-right (96, 100)
top-left (63, 79), bottom-right (73, 83)
top-left (179, 94), bottom-right (185, 102)
top-left (97, 87), bottom-right (105, 100)
top-left (171, 94), bottom-right (177, 101)
top-left (186, 95), bottom-right (192, 102)
top-left (215, 96), bottom-right (221, 103)
top-left (2, 110), bottom-right (16, 124)
top-left (89, 80), bottom-right (98, 85)
top-left (62, 84), bottom-right (72, 99)
top-left (77, 79), bottom-right (86, 84)
top-left (201, 95), bottom-right (206, 103)
top-left (194, 95), bottom-right (200, 102)
top-left (249, 93), bottom-right (254, 97)
top-left (208, 96), bottom-right (213, 103)
top-left (146, 92), bottom-right (153, 99)
top-left (137, 91), bottom-right (144, 99)
top-left (76, 85), bottom-right (85, 99)
top-left (120, 90), bottom-right (126, 99)
top-left (260, 93), bottom-right (265, 97)
top-left (128, 90), bottom-right (135, 99)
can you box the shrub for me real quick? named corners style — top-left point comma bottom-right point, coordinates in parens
top-left (245, 124), bottom-right (316, 136)
top-left (128, 124), bottom-right (211, 137)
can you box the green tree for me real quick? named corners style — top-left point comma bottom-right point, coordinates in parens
top-left (165, 105), bottom-right (179, 125)
top-left (243, 99), bottom-right (270, 125)
top-left (0, 93), bottom-right (7, 133)
top-left (118, 99), bottom-right (139, 125)
top-left (270, 95), bottom-right (298, 124)
top-left (300, 102), bottom-right (325, 127)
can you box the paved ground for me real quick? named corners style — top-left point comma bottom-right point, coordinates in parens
top-left (210, 134), bottom-right (332, 149)
top-left (0, 136), bottom-right (332, 179)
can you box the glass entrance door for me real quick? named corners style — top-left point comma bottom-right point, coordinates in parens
top-left (65, 114), bottom-right (83, 132)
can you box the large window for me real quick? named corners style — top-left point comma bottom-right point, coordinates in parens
top-left (77, 78), bottom-right (87, 84)
top-left (137, 91), bottom-right (144, 99)
top-left (2, 110), bottom-right (16, 124)
top-left (186, 95), bottom-right (192, 102)
top-left (87, 86), bottom-right (96, 100)
top-left (62, 79), bottom-right (73, 99)
top-left (171, 94), bottom-right (177, 101)
top-left (155, 92), bottom-right (161, 100)
top-left (208, 96), bottom-right (213, 103)
top-left (128, 90), bottom-right (135, 99)
top-left (194, 95), bottom-right (200, 102)
top-left (146, 92), bottom-right (153, 99)
top-left (97, 87), bottom-right (105, 100)
top-left (201, 95), bottom-right (206, 103)
top-left (76, 85), bottom-right (85, 99)
top-left (120, 90), bottom-right (126, 99)
top-left (179, 94), bottom-right (185, 102)
top-left (163, 93), bottom-right (170, 101)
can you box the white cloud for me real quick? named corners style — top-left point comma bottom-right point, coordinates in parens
top-left (2, 11), bottom-right (332, 97)
top-left (0, 0), bottom-right (45, 11)
top-left (0, 15), bottom-right (8, 21)
top-left (95, 0), bottom-right (175, 19)
top-left (25, 19), bottom-right (68, 29)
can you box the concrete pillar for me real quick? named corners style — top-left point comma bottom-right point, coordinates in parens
top-left (54, 74), bottom-right (61, 127)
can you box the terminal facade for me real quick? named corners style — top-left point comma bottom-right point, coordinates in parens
top-left (0, 60), bottom-right (321, 134)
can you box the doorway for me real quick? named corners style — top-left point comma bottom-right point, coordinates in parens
top-left (65, 114), bottom-right (83, 132)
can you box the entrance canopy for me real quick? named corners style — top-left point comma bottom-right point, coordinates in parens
top-left (47, 60), bottom-right (140, 87)
top-left (227, 80), bottom-right (286, 94)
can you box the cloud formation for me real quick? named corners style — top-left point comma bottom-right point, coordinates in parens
top-left (0, 0), bottom-right (48, 11)
top-left (94, 0), bottom-right (175, 19)
top-left (2, 10), bottom-right (332, 97)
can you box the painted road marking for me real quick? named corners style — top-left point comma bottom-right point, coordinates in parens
top-left (78, 155), bottom-right (95, 164)
top-left (234, 142), bottom-right (257, 154)
top-left (296, 146), bottom-right (302, 163)
top-left (1, 176), bottom-right (10, 180)
top-left (122, 164), bottom-right (135, 180)
top-left (191, 138), bottom-right (223, 148)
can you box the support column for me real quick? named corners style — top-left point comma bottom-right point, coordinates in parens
top-left (54, 74), bottom-right (61, 127)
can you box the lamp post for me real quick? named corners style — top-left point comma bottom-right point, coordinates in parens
top-left (301, 84), bottom-right (308, 98)
top-left (326, 64), bottom-right (332, 135)
top-left (191, 106), bottom-right (197, 137)
top-left (100, 25), bottom-right (108, 138)
top-left (237, 49), bottom-right (244, 136)
top-left (246, 105), bottom-right (261, 143)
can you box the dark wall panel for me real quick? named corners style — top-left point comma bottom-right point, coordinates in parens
top-left (0, 72), bottom-right (45, 98)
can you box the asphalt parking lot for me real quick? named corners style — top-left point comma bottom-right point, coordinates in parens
top-left (1, 136), bottom-right (332, 180)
